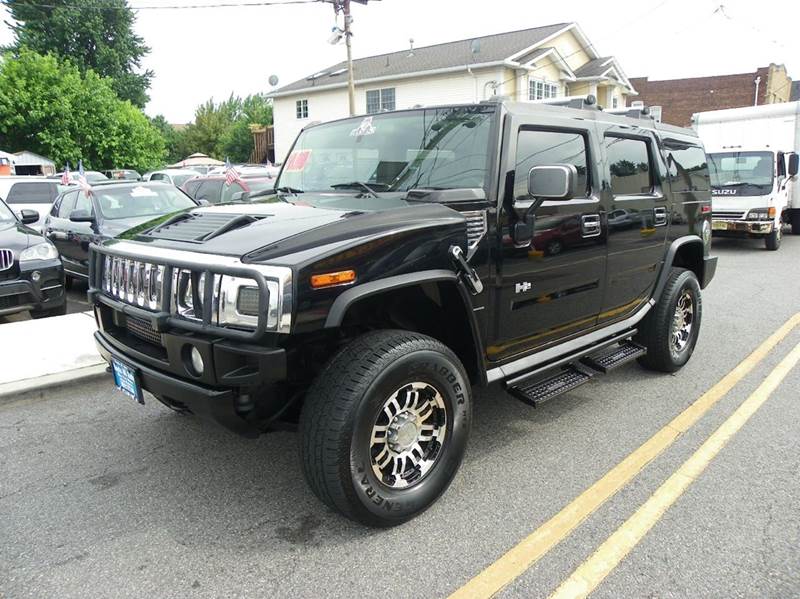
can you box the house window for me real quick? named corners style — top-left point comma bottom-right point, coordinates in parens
top-left (296, 99), bottom-right (308, 119)
top-left (529, 79), bottom-right (559, 101)
top-left (366, 88), bottom-right (396, 114)
top-left (612, 96), bottom-right (619, 109)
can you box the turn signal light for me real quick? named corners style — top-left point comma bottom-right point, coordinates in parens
top-left (310, 270), bottom-right (356, 289)
top-left (768, 207), bottom-right (776, 218)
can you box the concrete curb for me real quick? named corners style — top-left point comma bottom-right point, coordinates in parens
top-left (0, 363), bottom-right (108, 402)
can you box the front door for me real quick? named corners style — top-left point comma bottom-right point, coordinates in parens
top-left (598, 127), bottom-right (669, 323)
top-left (491, 119), bottom-right (607, 362)
top-left (60, 190), bottom-right (97, 278)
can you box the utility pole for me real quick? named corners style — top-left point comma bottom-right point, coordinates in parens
top-left (343, 0), bottom-right (356, 116)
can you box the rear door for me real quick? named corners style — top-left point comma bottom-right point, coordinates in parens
top-left (492, 114), bottom-right (608, 362)
top-left (598, 127), bottom-right (669, 323)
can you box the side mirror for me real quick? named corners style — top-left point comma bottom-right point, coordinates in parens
top-left (528, 164), bottom-right (577, 201)
top-left (789, 153), bottom-right (799, 177)
top-left (196, 199), bottom-right (210, 207)
top-left (231, 191), bottom-right (250, 202)
top-left (69, 209), bottom-right (95, 223)
top-left (20, 209), bottom-right (39, 225)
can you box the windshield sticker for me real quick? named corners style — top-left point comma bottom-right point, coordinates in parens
top-left (350, 116), bottom-right (376, 138)
top-left (129, 187), bottom-right (159, 198)
top-left (285, 149), bottom-right (312, 172)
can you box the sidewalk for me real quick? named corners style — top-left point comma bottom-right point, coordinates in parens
top-left (0, 311), bottom-right (106, 399)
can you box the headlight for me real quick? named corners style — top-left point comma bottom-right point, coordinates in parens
top-left (747, 209), bottom-right (770, 221)
top-left (218, 275), bottom-right (280, 329)
top-left (19, 242), bottom-right (59, 263)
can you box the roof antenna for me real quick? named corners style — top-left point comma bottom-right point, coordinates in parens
top-left (408, 38), bottom-right (414, 57)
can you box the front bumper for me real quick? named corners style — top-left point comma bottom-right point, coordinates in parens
top-left (93, 303), bottom-right (288, 437)
top-left (0, 260), bottom-right (65, 316)
top-left (711, 219), bottom-right (773, 235)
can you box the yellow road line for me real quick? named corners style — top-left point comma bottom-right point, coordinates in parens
top-left (550, 339), bottom-right (800, 599)
top-left (449, 313), bottom-right (800, 599)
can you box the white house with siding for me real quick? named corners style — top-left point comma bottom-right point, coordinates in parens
top-left (268, 22), bottom-right (637, 160)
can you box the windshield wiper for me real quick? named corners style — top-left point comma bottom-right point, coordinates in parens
top-left (330, 181), bottom-right (389, 197)
top-left (275, 186), bottom-right (304, 195)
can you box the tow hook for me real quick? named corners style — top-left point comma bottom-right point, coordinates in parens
top-left (449, 245), bottom-right (483, 295)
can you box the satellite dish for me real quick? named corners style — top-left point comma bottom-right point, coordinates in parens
top-left (470, 39), bottom-right (481, 55)
top-left (268, 74), bottom-right (279, 87)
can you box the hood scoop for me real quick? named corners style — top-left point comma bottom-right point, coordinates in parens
top-left (145, 212), bottom-right (267, 243)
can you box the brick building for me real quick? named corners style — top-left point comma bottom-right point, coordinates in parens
top-left (629, 63), bottom-right (792, 127)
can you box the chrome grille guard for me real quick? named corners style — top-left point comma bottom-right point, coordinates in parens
top-left (89, 240), bottom-right (292, 341)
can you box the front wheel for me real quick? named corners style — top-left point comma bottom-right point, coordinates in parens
top-left (636, 267), bottom-right (702, 373)
top-left (765, 220), bottom-right (782, 251)
top-left (791, 211), bottom-right (800, 236)
top-left (299, 330), bottom-right (471, 527)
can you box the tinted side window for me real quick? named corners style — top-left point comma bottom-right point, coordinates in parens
top-left (6, 182), bottom-right (56, 204)
top-left (666, 144), bottom-right (709, 192)
top-left (183, 180), bottom-right (202, 198)
top-left (221, 182), bottom-right (246, 203)
top-left (57, 192), bottom-right (78, 217)
top-left (515, 129), bottom-right (590, 200)
top-left (73, 191), bottom-right (94, 214)
top-left (150, 173), bottom-right (167, 181)
top-left (195, 180), bottom-right (224, 204)
top-left (605, 136), bottom-right (653, 195)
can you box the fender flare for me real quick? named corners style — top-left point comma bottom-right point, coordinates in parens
top-left (324, 269), bottom-right (488, 385)
top-left (652, 235), bottom-right (705, 302)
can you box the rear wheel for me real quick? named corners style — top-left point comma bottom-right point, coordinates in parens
top-left (636, 267), bottom-right (702, 373)
top-left (299, 330), bottom-right (471, 527)
top-left (790, 211), bottom-right (800, 236)
top-left (765, 219), bottom-right (782, 251)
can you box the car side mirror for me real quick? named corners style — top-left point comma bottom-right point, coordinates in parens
top-left (789, 153), bottom-right (799, 177)
top-left (196, 199), bottom-right (210, 206)
top-left (69, 209), bottom-right (95, 223)
top-left (20, 209), bottom-right (39, 225)
top-left (231, 191), bottom-right (250, 202)
top-left (528, 164), bottom-right (577, 200)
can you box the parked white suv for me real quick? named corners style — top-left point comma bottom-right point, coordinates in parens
top-left (0, 177), bottom-right (66, 231)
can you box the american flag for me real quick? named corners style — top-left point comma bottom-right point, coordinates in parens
top-left (77, 160), bottom-right (92, 195)
top-left (61, 163), bottom-right (71, 185)
top-left (225, 158), bottom-right (242, 186)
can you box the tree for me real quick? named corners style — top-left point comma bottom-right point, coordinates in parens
top-left (4, 0), bottom-right (153, 107)
top-left (0, 48), bottom-right (165, 172)
top-left (180, 94), bottom-right (274, 162)
top-left (150, 115), bottom-right (191, 164)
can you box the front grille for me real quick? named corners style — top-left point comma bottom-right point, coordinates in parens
top-left (102, 255), bottom-right (165, 311)
top-left (463, 210), bottom-right (488, 250)
top-left (0, 249), bottom-right (12, 272)
top-left (0, 295), bottom-right (19, 310)
top-left (125, 315), bottom-right (164, 347)
top-left (712, 211), bottom-right (745, 220)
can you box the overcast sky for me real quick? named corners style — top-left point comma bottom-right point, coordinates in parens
top-left (1, 0), bottom-right (797, 123)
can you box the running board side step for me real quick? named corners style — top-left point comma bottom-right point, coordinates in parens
top-left (507, 340), bottom-right (646, 407)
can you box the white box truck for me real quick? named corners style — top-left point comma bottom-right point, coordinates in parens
top-left (692, 102), bottom-right (800, 251)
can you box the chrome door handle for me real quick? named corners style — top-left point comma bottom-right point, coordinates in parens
top-left (581, 214), bottom-right (602, 238)
top-left (654, 207), bottom-right (667, 226)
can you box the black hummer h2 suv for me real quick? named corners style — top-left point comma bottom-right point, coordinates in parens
top-left (89, 98), bottom-right (717, 526)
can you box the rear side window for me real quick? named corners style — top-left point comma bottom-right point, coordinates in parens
top-left (666, 143), bottom-right (709, 192)
top-left (5, 182), bottom-right (57, 204)
top-left (195, 180), bottom-right (224, 204)
top-left (56, 191), bottom-right (78, 217)
top-left (183, 180), bottom-right (202, 198)
top-left (515, 129), bottom-right (590, 200)
top-left (150, 173), bottom-right (167, 181)
top-left (605, 136), bottom-right (653, 195)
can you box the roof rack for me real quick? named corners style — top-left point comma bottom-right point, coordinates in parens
top-left (529, 94), bottom-right (601, 110)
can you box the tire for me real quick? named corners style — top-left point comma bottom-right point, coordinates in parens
top-left (64, 275), bottom-right (74, 291)
top-left (636, 268), bottom-right (702, 373)
top-left (546, 239), bottom-right (563, 256)
top-left (299, 330), bottom-right (471, 527)
top-left (765, 220), bottom-right (782, 251)
top-left (30, 302), bottom-right (67, 319)
top-left (790, 211), bottom-right (800, 236)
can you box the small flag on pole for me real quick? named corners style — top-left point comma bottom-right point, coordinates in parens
top-left (225, 158), bottom-right (242, 186)
top-left (61, 162), bottom-right (71, 185)
top-left (77, 160), bottom-right (92, 195)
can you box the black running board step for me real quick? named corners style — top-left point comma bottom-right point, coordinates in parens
top-left (509, 364), bottom-right (596, 407)
top-left (581, 341), bottom-right (646, 374)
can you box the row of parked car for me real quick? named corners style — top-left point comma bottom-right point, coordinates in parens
top-left (0, 163), bottom-right (278, 320)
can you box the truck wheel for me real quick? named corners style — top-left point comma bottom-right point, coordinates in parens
top-left (299, 330), bottom-right (471, 527)
top-left (765, 220), bottom-right (782, 251)
top-left (636, 268), bottom-right (702, 373)
top-left (790, 211), bottom-right (800, 236)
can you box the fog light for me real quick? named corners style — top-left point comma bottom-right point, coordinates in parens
top-left (31, 270), bottom-right (41, 282)
top-left (189, 346), bottom-right (204, 376)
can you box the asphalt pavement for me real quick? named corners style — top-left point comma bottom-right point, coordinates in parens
top-left (2, 235), bottom-right (799, 599)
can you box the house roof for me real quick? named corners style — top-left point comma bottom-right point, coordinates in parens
top-left (574, 57), bottom-right (615, 78)
top-left (270, 22), bottom-right (579, 97)
top-left (12, 150), bottom-right (54, 166)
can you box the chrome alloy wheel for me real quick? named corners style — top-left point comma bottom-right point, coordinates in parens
top-left (369, 382), bottom-right (447, 489)
top-left (671, 289), bottom-right (694, 353)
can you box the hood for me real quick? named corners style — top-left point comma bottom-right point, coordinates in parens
top-left (0, 220), bottom-right (39, 251)
top-left (117, 195), bottom-right (467, 261)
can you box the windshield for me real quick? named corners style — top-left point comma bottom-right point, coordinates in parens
top-left (277, 106), bottom-right (495, 194)
top-left (0, 199), bottom-right (16, 223)
top-left (94, 186), bottom-right (196, 220)
top-left (708, 151), bottom-right (773, 195)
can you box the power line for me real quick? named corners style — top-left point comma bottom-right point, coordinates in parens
top-left (0, 0), bottom-right (322, 10)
